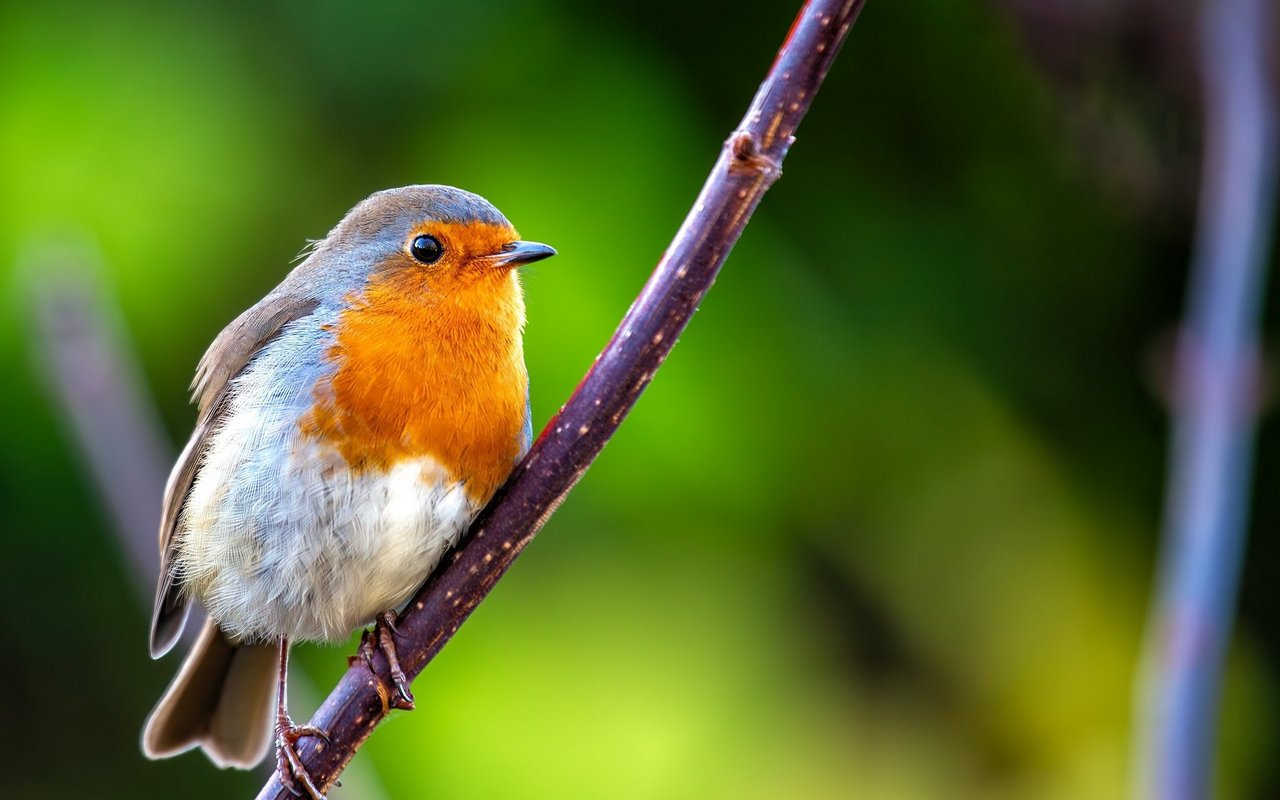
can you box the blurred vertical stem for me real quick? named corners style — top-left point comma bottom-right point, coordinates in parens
top-left (255, 0), bottom-right (867, 797)
top-left (25, 253), bottom-right (174, 608)
top-left (1138, 0), bottom-right (1278, 796)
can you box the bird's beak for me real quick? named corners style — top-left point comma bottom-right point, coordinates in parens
top-left (492, 240), bottom-right (556, 267)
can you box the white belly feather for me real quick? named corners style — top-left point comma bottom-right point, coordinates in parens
top-left (173, 350), bottom-right (480, 643)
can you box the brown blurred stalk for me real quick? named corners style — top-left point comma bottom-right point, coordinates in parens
top-left (255, 0), bottom-right (867, 796)
top-left (1136, 0), bottom-right (1278, 797)
top-left (25, 247), bottom-right (174, 607)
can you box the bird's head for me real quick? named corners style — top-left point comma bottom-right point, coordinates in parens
top-left (307, 184), bottom-right (555, 301)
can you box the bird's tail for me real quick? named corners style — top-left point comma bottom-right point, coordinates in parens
top-left (142, 619), bottom-right (277, 769)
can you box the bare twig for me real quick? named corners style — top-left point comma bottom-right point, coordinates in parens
top-left (1136, 0), bottom-right (1278, 797)
top-left (23, 247), bottom-right (174, 609)
top-left (255, 0), bottom-right (867, 796)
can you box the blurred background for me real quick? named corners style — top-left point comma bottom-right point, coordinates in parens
top-left (0, 0), bottom-right (1276, 797)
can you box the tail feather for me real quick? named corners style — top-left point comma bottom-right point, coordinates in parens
top-left (142, 620), bottom-right (277, 769)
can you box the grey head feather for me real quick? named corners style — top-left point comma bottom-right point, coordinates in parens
top-left (326, 184), bottom-right (512, 246)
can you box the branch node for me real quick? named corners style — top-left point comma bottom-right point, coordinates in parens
top-left (727, 130), bottom-right (782, 179)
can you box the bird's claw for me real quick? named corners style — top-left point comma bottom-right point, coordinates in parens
top-left (276, 716), bottom-right (328, 799)
top-left (354, 611), bottom-right (415, 711)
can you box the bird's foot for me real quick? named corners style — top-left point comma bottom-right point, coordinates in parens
top-left (353, 610), bottom-right (415, 711)
top-left (275, 715), bottom-right (329, 799)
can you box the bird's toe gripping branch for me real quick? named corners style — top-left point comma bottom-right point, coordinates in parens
top-left (352, 610), bottom-right (416, 713)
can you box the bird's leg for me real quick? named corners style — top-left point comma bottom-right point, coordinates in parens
top-left (274, 637), bottom-right (330, 800)
top-left (355, 611), bottom-right (415, 711)
top-left (374, 611), bottom-right (415, 709)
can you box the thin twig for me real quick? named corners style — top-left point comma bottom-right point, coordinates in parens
top-left (255, 0), bottom-right (867, 796)
top-left (1137, 0), bottom-right (1278, 797)
top-left (23, 248), bottom-right (174, 609)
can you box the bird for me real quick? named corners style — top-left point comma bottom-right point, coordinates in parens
top-left (141, 185), bottom-right (554, 797)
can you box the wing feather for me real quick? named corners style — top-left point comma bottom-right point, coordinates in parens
top-left (149, 292), bottom-right (320, 657)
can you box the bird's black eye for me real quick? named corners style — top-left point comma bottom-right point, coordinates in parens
top-left (410, 234), bottom-right (444, 264)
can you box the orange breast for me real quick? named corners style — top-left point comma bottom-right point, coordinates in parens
top-left (300, 267), bottom-right (528, 504)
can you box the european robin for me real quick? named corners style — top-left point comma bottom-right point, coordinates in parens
top-left (141, 185), bottom-right (554, 796)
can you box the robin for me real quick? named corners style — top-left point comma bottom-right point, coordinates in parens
top-left (141, 185), bottom-right (554, 797)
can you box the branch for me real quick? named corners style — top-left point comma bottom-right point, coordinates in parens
top-left (1137, 0), bottom-right (1279, 796)
top-left (255, 0), bottom-right (867, 796)
top-left (23, 252), bottom-right (174, 610)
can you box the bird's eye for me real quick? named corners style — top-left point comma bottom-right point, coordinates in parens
top-left (409, 234), bottom-right (444, 264)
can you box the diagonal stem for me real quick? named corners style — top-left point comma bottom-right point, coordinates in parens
top-left (254, 0), bottom-right (868, 796)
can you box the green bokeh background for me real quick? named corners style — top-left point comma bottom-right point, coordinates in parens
top-left (1, 1), bottom-right (1277, 798)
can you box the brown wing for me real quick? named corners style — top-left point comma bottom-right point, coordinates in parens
top-left (149, 292), bottom-right (320, 658)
